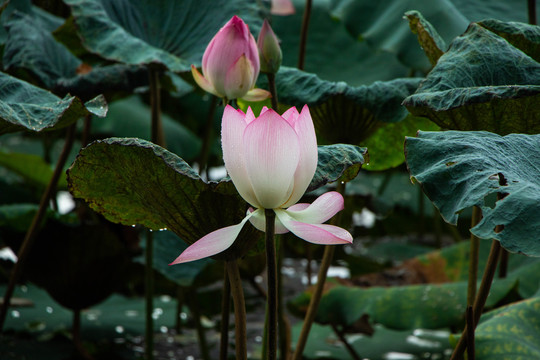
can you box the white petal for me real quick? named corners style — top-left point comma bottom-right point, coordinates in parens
top-left (275, 209), bottom-right (352, 245)
top-left (221, 105), bottom-right (261, 207)
top-left (243, 109), bottom-right (300, 208)
top-left (286, 192), bottom-right (344, 224)
top-left (247, 208), bottom-right (289, 234)
top-left (282, 105), bottom-right (318, 207)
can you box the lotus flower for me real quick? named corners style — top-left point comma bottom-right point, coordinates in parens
top-left (271, 0), bottom-right (295, 15)
top-left (191, 16), bottom-right (270, 101)
top-left (257, 19), bottom-right (282, 74)
top-left (171, 105), bottom-right (352, 265)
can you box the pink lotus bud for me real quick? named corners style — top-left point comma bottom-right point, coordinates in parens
top-left (191, 16), bottom-right (270, 101)
top-left (271, 0), bottom-right (295, 15)
top-left (257, 19), bottom-right (282, 74)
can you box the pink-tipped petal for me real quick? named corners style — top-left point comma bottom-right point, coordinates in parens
top-left (282, 105), bottom-right (318, 207)
top-left (286, 192), bottom-right (344, 224)
top-left (222, 105), bottom-right (260, 207)
top-left (247, 208), bottom-right (289, 234)
top-left (224, 54), bottom-right (256, 99)
top-left (191, 65), bottom-right (219, 96)
top-left (281, 106), bottom-right (299, 126)
top-left (245, 107), bottom-right (256, 123)
top-left (275, 209), bottom-right (352, 245)
top-left (242, 88), bottom-right (272, 102)
top-left (243, 109), bottom-right (300, 208)
top-left (170, 213), bottom-right (254, 265)
top-left (271, 0), bottom-right (295, 15)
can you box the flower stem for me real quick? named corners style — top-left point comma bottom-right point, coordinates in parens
top-left (467, 206), bottom-right (482, 306)
top-left (528, 0), bottom-right (537, 25)
top-left (498, 249), bottom-right (509, 278)
top-left (450, 239), bottom-right (502, 360)
top-left (277, 238), bottom-right (292, 359)
top-left (266, 73), bottom-right (279, 111)
top-left (220, 264), bottom-right (231, 360)
top-left (297, 0), bottom-right (313, 70)
top-left (198, 95), bottom-right (219, 175)
top-left (466, 306), bottom-right (475, 360)
top-left (330, 323), bottom-right (362, 360)
top-left (145, 230), bottom-right (154, 360)
top-left (265, 209), bottom-right (278, 360)
top-left (292, 181), bottom-right (346, 360)
top-left (0, 123), bottom-right (77, 332)
top-left (226, 260), bottom-right (247, 360)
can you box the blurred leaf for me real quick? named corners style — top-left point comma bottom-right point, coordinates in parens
top-left (260, 67), bottom-right (422, 144)
top-left (62, 0), bottom-right (264, 72)
top-left (270, 0), bottom-right (410, 85)
top-left (478, 19), bottom-right (540, 62)
top-left (405, 131), bottom-right (540, 256)
top-left (362, 115), bottom-right (439, 171)
top-left (405, 10), bottom-right (447, 65)
top-left (308, 144), bottom-right (368, 192)
top-left (0, 151), bottom-right (68, 190)
top-left (404, 23), bottom-right (540, 134)
top-left (0, 72), bottom-right (107, 134)
top-left (290, 278), bottom-right (516, 330)
top-left (292, 322), bottom-right (452, 360)
top-left (329, 0), bottom-right (534, 72)
top-left (475, 297), bottom-right (540, 359)
top-left (92, 96), bottom-right (201, 161)
top-left (0, 204), bottom-right (41, 233)
top-left (329, 0), bottom-right (469, 72)
top-left (67, 137), bottom-right (259, 261)
top-left (146, 230), bottom-right (213, 288)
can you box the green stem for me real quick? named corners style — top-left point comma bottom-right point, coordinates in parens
top-left (190, 290), bottom-right (211, 360)
top-left (226, 260), bottom-right (247, 360)
top-left (330, 323), bottom-right (362, 360)
top-left (277, 237), bottom-right (291, 360)
top-left (0, 123), bottom-right (77, 332)
top-left (529, 0), bottom-right (537, 25)
top-left (297, 0), bottom-right (312, 70)
top-left (220, 264), bottom-right (231, 360)
top-left (145, 230), bottom-right (154, 360)
top-left (198, 96), bottom-right (219, 175)
top-left (266, 73), bottom-right (279, 111)
top-left (292, 182), bottom-right (346, 360)
top-left (466, 306), bottom-right (475, 360)
top-left (265, 209), bottom-right (277, 360)
top-left (450, 239), bottom-right (502, 360)
top-left (148, 66), bottom-right (166, 147)
top-left (467, 206), bottom-right (482, 306)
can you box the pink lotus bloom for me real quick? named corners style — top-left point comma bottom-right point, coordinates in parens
top-left (191, 16), bottom-right (270, 101)
top-left (171, 105), bottom-right (352, 265)
top-left (271, 0), bottom-right (295, 15)
top-left (257, 19), bottom-right (282, 74)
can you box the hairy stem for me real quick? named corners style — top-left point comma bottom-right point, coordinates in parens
top-left (266, 73), bottom-right (279, 111)
top-left (467, 206), bottom-right (482, 306)
top-left (450, 239), bottom-right (502, 360)
top-left (226, 260), bottom-right (247, 360)
top-left (297, 0), bottom-right (313, 70)
top-left (265, 209), bottom-right (277, 360)
top-left (0, 123), bottom-right (77, 332)
top-left (292, 181), bottom-right (346, 360)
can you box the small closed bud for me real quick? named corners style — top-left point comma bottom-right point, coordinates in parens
top-left (257, 19), bottom-right (282, 74)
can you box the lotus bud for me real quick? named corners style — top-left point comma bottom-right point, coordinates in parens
top-left (257, 19), bottom-right (282, 74)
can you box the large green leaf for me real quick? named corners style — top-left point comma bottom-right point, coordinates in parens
top-left (0, 72), bottom-right (107, 134)
top-left (405, 10), bottom-right (447, 66)
top-left (475, 297), bottom-right (540, 359)
top-left (3, 10), bottom-right (150, 101)
top-left (67, 137), bottom-right (258, 261)
top-left (260, 67), bottom-right (422, 144)
top-left (270, 0), bottom-right (410, 85)
top-left (290, 278), bottom-right (516, 330)
top-left (308, 144), bottom-right (368, 191)
top-left (62, 0), bottom-right (264, 72)
top-left (405, 131), bottom-right (540, 256)
top-left (478, 19), bottom-right (540, 62)
top-left (404, 23), bottom-right (540, 134)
